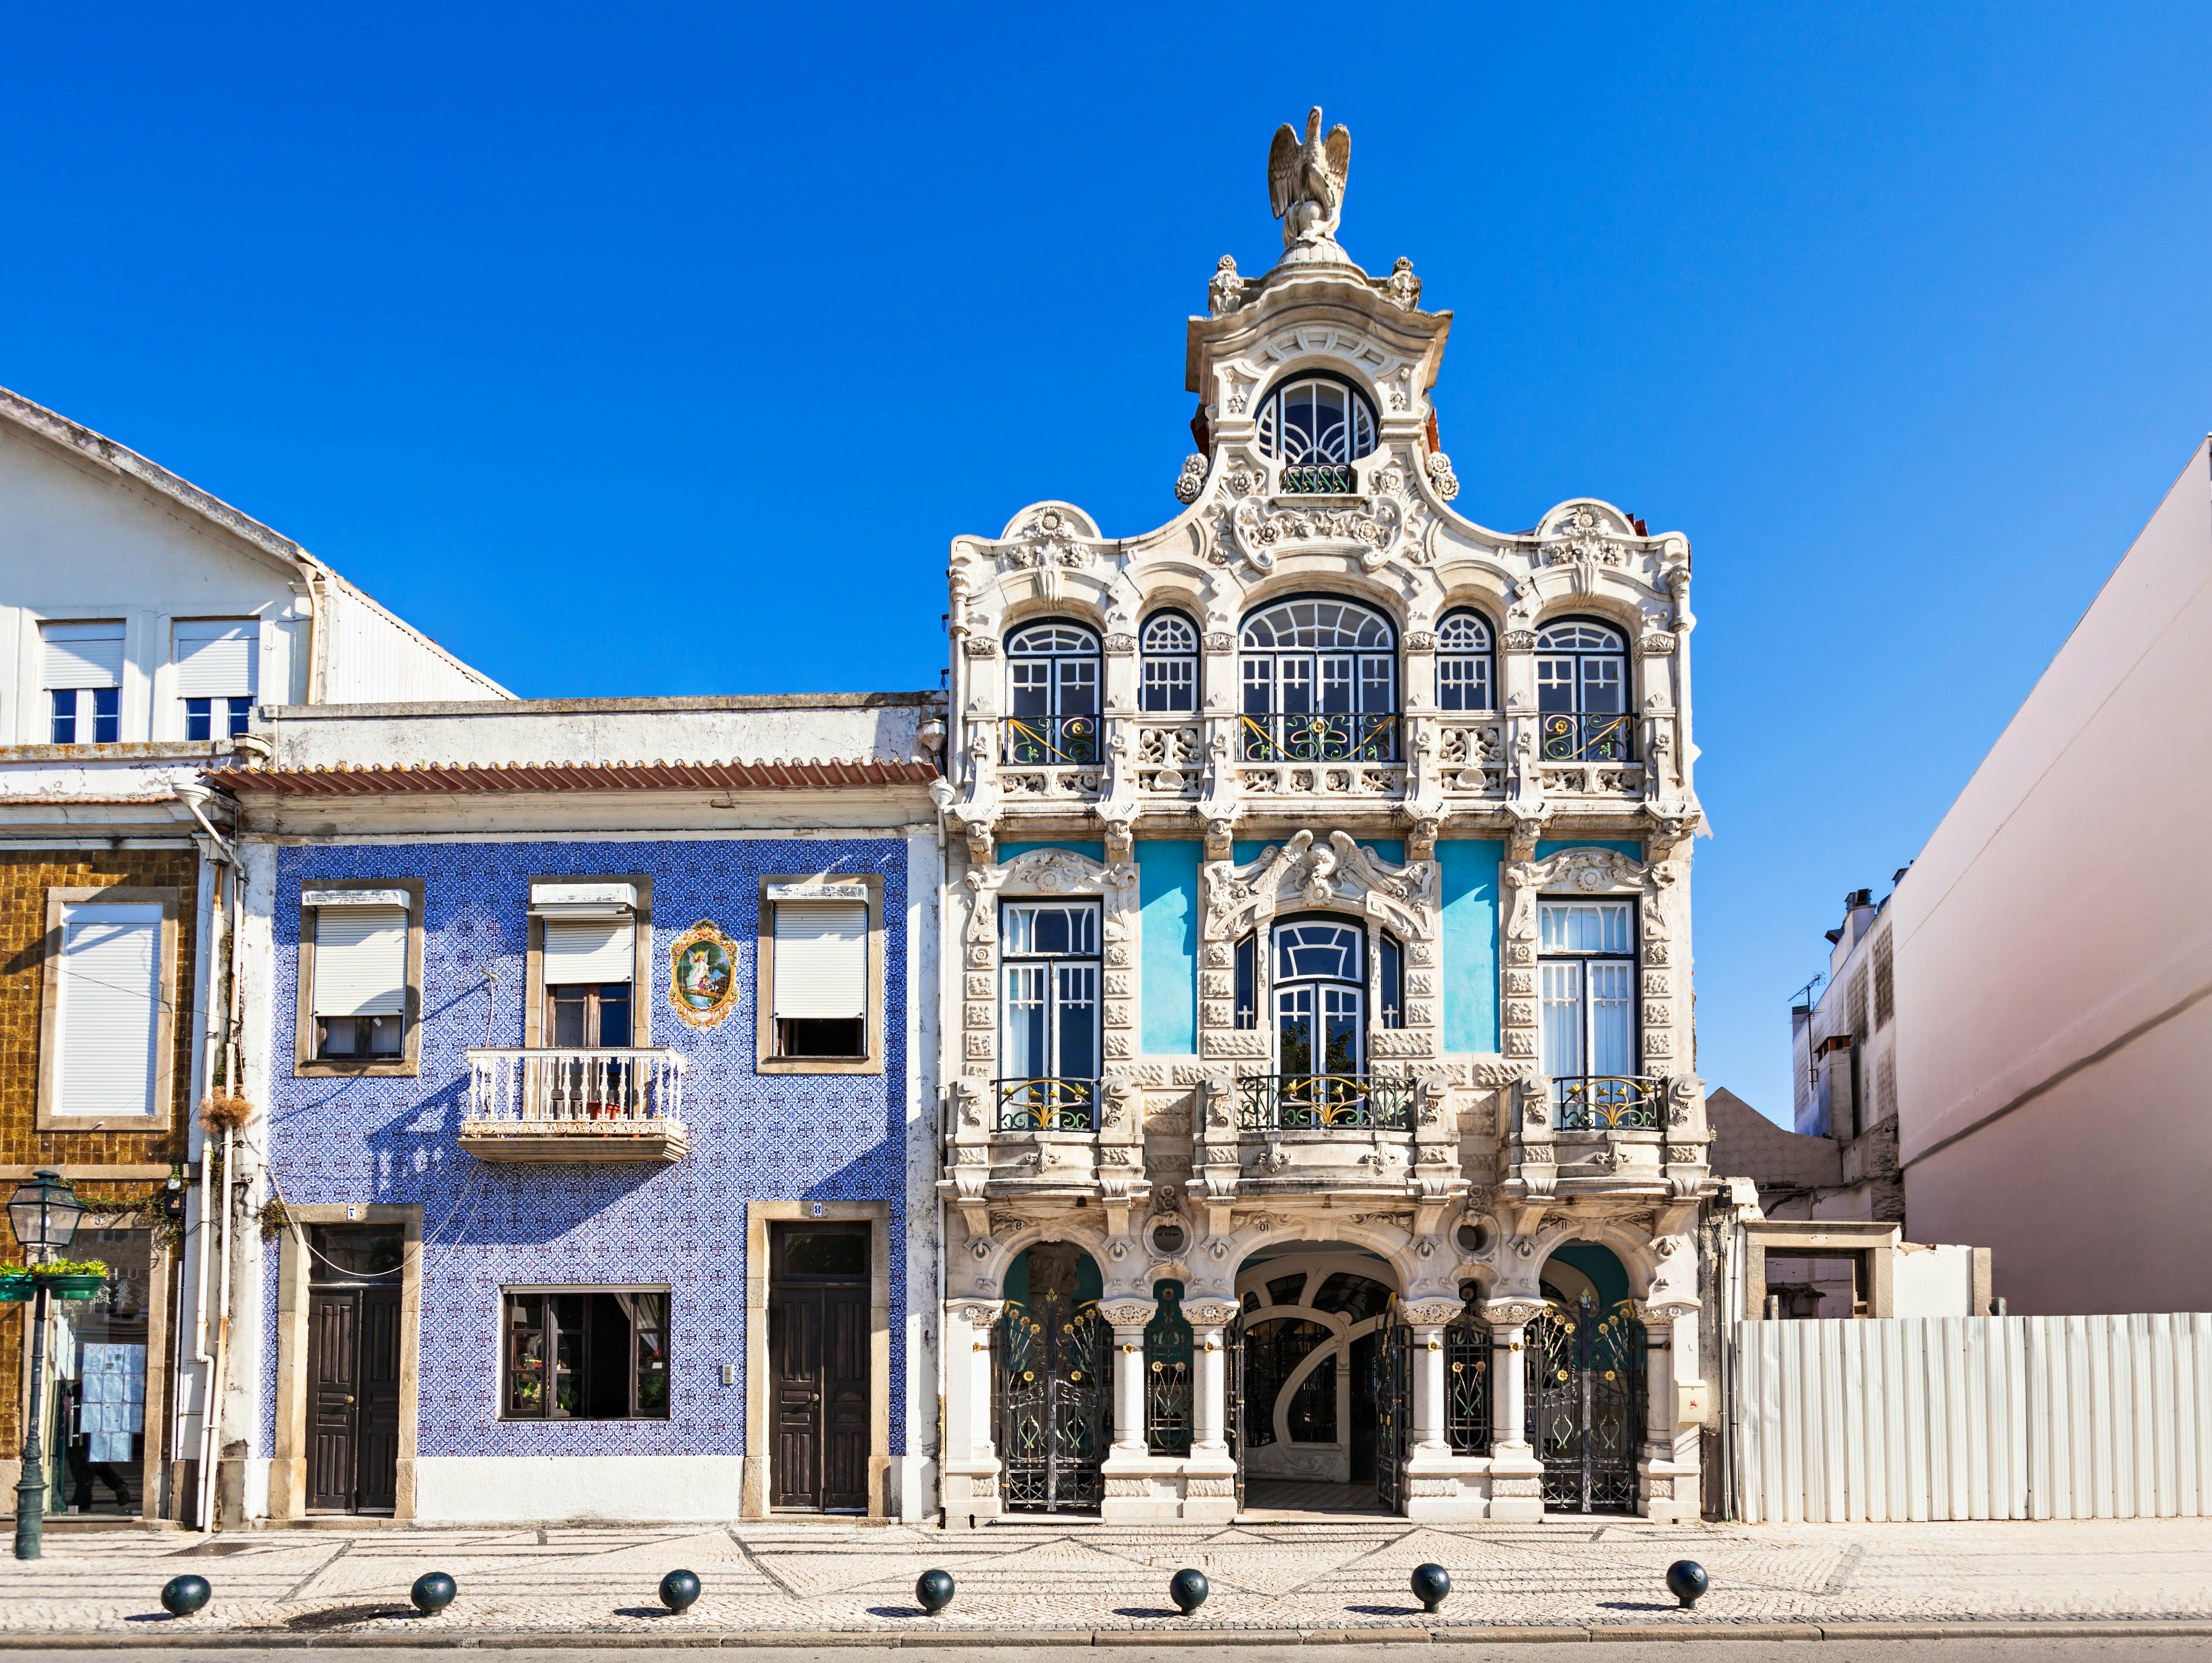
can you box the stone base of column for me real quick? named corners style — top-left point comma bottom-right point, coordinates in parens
top-left (1100, 1453), bottom-right (1238, 1521)
top-left (1402, 1452), bottom-right (1486, 1521)
top-left (1486, 1446), bottom-right (1546, 1520)
top-left (1636, 1455), bottom-right (1701, 1522)
top-left (941, 1464), bottom-right (1004, 1528)
top-left (1180, 1450), bottom-right (1240, 1523)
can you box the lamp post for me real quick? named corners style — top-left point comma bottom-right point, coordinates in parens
top-left (10, 1170), bottom-right (84, 1561)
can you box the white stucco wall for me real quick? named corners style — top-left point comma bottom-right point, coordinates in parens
top-left (1892, 437), bottom-right (2212, 1314)
top-left (262, 696), bottom-right (934, 770)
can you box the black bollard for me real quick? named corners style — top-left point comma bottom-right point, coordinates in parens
top-left (659, 1570), bottom-right (701, 1614)
top-left (915, 1569), bottom-right (956, 1614)
top-left (160, 1575), bottom-right (211, 1619)
top-left (1665, 1560), bottom-right (1708, 1610)
top-left (410, 1572), bottom-right (456, 1616)
top-left (1169, 1568), bottom-right (1209, 1615)
top-left (1409, 1563), bottom-right (1451, 1614)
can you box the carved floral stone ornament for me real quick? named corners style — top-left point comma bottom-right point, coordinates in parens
top-left (1175, 454), bottom-right (1209, 505)
top-left (1209, 255), bottom-right (1246, 316)
top-left (1424, 450), bottom-right (1459, 501)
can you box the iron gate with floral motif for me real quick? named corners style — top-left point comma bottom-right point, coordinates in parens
top-left (994, 1290), bottom-right (1108, 1511)
top-left (1527, 1296), bottom-right (1645, 1513)
top-left (1372, 1298), bottom-right (1410, 1513)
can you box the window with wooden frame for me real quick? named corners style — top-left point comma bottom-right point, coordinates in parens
top-left (501, 1287), bottom-right (670, 1419)
top-left (295, 881), bottom-right (424, 1077)
top-left (755, 875), bottom-right (884, 1074)
top-left (530, 881), bottom-right (641, 1050)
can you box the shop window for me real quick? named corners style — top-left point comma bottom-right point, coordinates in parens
top-left (502, 1288), bottom-right (670, 1419)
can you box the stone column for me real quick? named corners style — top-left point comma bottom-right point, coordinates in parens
top-left (1400, 1297), bottom-right (1475, 1522)
top-left (1097, 1299), bottom-right (1158, 1457)
top-left (942, 1299), bottom-right (1005, 1526)
top-left (1482, 1297), bottom-right (1548, 1520)
top-left (1633, 1300), bottom-right (1701, 1522)
top-left (1182, 1297), bottom-right (1242, 1523)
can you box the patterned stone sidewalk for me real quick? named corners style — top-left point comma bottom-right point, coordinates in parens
top-left (0, 1516), bottom-right (2208, 1638)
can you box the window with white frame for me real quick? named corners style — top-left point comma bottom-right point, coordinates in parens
top-left (533, 882), bottom-right (636, 1049)
top-left (1534, 619), bottom-right (1630, 762)
top-left (999, 901), bottom-right (1099, 1123)
top-left (306, 890), bottom-right (410, 1059)
top-left (1004, 621), bottom-right (1102, 765)
top-left (1273, 918), bottom-right (1365, 1078)
top-left (173, 620), bottom-right (257, 742)
top-left (1435, 610), bottom-right (1494, 712)
top-left (49, 901), bottom-right (163, 1118)
top-left (1139, 612), bottom-right (1199, 712)
top-left (42, 622), bottom-right (124, 745)
top-left (1238, 597), bottom-right (1398, 762)
top-left (1537, 900), bottom-right (1636, 1083)
top-left (768, 883), bottom-right (868, 1059)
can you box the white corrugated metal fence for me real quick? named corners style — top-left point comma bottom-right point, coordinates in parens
top-left (1734, 1314), bottom-right (2212, 1522)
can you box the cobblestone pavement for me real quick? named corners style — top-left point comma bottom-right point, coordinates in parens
top-left (0, 1516), bottom-right (2208, 1639)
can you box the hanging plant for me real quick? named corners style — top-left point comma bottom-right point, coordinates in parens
top-left (201, 1093), bottom-right (254, 1133)
top-left (258, 1196), bottom-right (293, 1242)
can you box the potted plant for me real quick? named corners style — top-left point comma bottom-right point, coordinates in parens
top-left (29, 1259), bottom-right (107, 1300)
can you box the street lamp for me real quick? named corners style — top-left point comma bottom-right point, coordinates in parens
top-left (10, 1170), bottom-right (83, 1561)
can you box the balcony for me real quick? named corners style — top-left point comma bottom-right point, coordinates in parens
top-left (998, 716), bottom-right (1102, 801)
top-left (1236, 711), bottom-right (1405, 798)
top-left (1553, 1074), bottom-right (1664, 1133)
top-left (1237, 1073), bottom-right (1415, 1133)
top-left (995, 1075), bottom-right (1098, 1132)
top-left (1536, 711), bottom-right (1643, 796)
top-left (460, 1048), bottom-right (689, 1162)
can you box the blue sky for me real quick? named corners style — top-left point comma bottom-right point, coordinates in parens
top-left (6, 5), bottom-right (2210, 1120)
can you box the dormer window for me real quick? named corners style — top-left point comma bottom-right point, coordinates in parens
top-left (1256, 375), bottom-right (1376, 494)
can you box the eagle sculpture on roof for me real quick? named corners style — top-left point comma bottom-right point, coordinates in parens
top-left (1268, 106), bottom-right (1351, 249)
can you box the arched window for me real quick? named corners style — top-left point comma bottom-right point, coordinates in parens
top-left (1138, 612), bottom-right (1198, 713)
top-left (1238, 597), bottom-right (1397, 763)
top-left (1003, 620), bottom-right (1100, 765)
top-left (1275, 919), bottom-right (1363, 1083)
top-left (1255, 374), bottom-right (1378, 493)
top-left (1534, 618), bottom-right (1630, 762)
top-left (1435, 610), bottom-right (1495, 712)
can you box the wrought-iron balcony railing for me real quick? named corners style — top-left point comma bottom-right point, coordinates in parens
top-left (995, 1075), bottom-right (1098, 1132)
top-left (1238, 1073), bottom-right (1415, 1133)
top-left (1002, 714), bottom-right (1100, 767)
top-left (1538, 710), bottom-right (1634, 763)
top-left (1238, 710), bottom-right (1398, 765)
top-left (1278, 463), bottom-right (1356, 494)
top-left (1552, 1074), bottom-right (1664, 1132)
top-left (461, 1048), bottom-right (688, 1161)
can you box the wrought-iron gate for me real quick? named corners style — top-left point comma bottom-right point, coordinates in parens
top-left (1373, 1299), bottom-right (1410, 1513)
top-left (1528, 1296), bottom-right (1645, 1512)
top-left (1228, 1309), bottom-right (1246, 1513)
top-left (994, 1290), bottom-right (1108, 1511)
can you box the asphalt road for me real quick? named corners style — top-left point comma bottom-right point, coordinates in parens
top-left (5, 1643), bottom-right (2211, 1663)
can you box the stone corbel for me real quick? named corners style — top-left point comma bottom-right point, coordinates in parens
top-left (1399, 1297), bottom-right (1466, 1328)
top-left (1397, 800), bottom-right (1443, 861)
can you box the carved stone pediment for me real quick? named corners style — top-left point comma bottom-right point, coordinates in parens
top-left (1203, 828), bottom-right (1435, 946)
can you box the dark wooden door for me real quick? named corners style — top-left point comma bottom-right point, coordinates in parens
top-left (769, 1283), bottom-right (870, 1510)
top-left (306, 1280), bottom-right (402, 1513)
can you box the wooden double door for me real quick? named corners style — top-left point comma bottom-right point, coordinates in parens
top-left (306, 1227), bottom-right (403, 1514)
top-left (767, 1223), bottom-right (871, 1512)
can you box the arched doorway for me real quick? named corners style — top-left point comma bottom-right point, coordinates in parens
top-left (1233, 1247), bottom-right (1400, 1516)
top-left (1529, 1242), bottom-right (1645, 1514)
top-left (993, 1242), bottom-right (1108, 1513)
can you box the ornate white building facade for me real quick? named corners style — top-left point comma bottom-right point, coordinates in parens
top-left (934, 116), bottom-right (1714, 1524)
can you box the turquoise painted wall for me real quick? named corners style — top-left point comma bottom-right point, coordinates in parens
top-left (1438, 838), bottom-right (1503, 1053)
top-left (1534, 839), bottom-right (1643, 860)
top-left (998, 841), bottom-right (1106, 863)
top-left (1545, 1242), bottom-right (1631, 1309)
top-left (1137, 840), bottom-right (1200, 1055)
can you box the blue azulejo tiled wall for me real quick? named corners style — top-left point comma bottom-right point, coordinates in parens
top-left (261, 837), bottom-right (908, 1463)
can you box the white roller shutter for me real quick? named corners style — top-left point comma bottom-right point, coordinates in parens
top-left (173, 621), bottom-right (258, 698)
top-left (773, 902), bottom-right (867, 1019)
top-left (53, 903), bottom-right (162, 1118)
top-left (313, 905), bottom-right (407, 1017)
top-left (42, 623), bottom-right (125, 690)
top-left (544, 916), bottom-right (635, 985)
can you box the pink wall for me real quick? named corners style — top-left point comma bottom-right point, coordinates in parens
top-left (1893, 439), bottom-right (2212, 1313)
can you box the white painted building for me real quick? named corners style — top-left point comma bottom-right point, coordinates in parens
top-left (0, 383), bottom-right (506, 1526)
